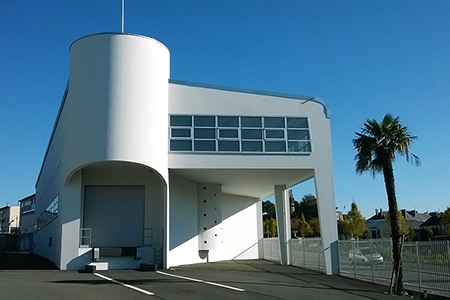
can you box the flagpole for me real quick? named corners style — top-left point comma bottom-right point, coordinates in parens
top-left (121, 0), bottom-right (124, 33)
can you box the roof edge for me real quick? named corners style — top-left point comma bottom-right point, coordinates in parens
top-left (169, 79), bottom-right (331, 119)
top-left (70, 32), bottom-right (169, 52)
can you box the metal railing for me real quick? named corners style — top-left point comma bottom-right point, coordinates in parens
top-left (262, 237), bottom-right (281, 263)
top-left (290, 237), bottom-right (325, 272)
top-left (263, 237), bottom-right (450, 297)
top-left (339, 239), bottom-right (450, 297)
top-left (80, 228), bottom-right (91, 247)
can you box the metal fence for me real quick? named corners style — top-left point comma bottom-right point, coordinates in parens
top-left (262, 237), bottom-right (280, 263)
top-left (339, 239), bottom-right (450, 297)
top-left (290, 237), bottom-right (325, 272)
top-left (263, 237), bottom-right (450, 297)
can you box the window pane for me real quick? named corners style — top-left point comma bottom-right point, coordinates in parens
top-left (287, 117), bottom-right (308, 128)
top-left (218, 116), bottom-right (238, 127)
top-left (219, 129), bottom-right (238, 138)
top-left (242, 141), bottom-right (263, 152)
top-left (287, 130), bottom-right (309, 140)
top-left (171, 128), bottom-right (191, 138)
top-left (265, 141), bottom-right (286, 152)
top-left (170, 140), bottom-right (192, 151)
top-left (194, 140), bottom-right (216, 151)
top-left (241, 129), bottom-right (262, 139)
top-left (170, 115), bottom-right (192, 127)
top-left (241, 117), bottom-right (261, 127)
top-left (264, 117), bottom-right (285, 128)
top-left (266, 129), bottom-right (284, 139)
top-left (194, 116), bottom-right (215, 127)
top-left (288, 141), bottom-right (311, 152)
top-left (218, 141), bottom-right (239, 152)
top-left (194, 128), bottom-right (215, 139)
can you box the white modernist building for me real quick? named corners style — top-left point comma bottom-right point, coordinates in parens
top-left (34, 33), bottom-right (338, 273)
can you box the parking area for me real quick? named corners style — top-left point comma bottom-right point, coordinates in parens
top-left (0, 257), bottom-right (411, 300)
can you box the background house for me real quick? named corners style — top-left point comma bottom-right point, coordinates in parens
top-left (366, 208), bottom-right (431, 240)
top-left (18, 194), bottom-right (36, 251)
top-left (420, 212), bottom-right (447, 240)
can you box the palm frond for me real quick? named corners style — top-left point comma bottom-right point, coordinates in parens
top-left (353, 114), bottom-right (420, 175)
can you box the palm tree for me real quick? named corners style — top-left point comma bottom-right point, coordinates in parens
top-left (353, 114), bottom-right (420, 295)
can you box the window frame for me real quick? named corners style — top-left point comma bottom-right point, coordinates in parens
top-left (169, 115), bottom-right (312, 154)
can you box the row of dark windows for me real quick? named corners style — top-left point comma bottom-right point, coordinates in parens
top-left (169, 115), bottom-right (311, 153)
top-left (171, 115), bottom-right (308, 129)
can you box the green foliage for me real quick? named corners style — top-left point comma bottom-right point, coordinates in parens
top-left (292, 194), bottom-right (318, 220)
top-left (353, 114), bottom-right (420, 177)
top-left (353, 114), bottom-right (420, 294)
top-left (346, 202), bottom-right (367, 238)
top-left (337, 219), bottom-right (349, 238)
top-left (441, 207), bottom-right (450, 236)
top-left (423, 227), bottom-right (433, 240)
top-left (308, 218), bottom-right (320, 237)
top-left (263, 200), bottom-right (276, 219)
top-left (298, 194), bottom-right (317, 211)
top-left (385, 210), bottom-right (412, 237)
top-left (291, 214), bottom-right (312, 237)
top-left (263, 218), bottom-right (277, 237)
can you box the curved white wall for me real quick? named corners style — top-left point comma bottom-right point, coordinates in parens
top-left (64, 33), bottom-right (170, 183)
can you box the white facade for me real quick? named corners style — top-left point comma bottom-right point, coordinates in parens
top-left (0, 205), bottom-right (20, 235)
top-left (34, 33), bottom-right (338, 274)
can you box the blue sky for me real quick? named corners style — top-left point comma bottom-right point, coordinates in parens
top-left (1, 1), bottom-right (449, 218)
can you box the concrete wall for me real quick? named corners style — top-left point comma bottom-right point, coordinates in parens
top-left (222, 194), bottom-right (262, 260)
top-left (168, 83), bottom-right (338, 274)
top-left (168, 172), bottom-right (202, 267)
top-left (168, 172), bottom-right (262, 267)
top-left (35, 33), bottom-right (170, 269)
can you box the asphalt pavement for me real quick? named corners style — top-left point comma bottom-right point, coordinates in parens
top-left (0, 252), bottom-right (436, 300)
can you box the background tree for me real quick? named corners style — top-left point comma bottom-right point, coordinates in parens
top-left (308, 218), bottom-right (320, 237)
top-left (385, 210), bottom-right (413, 239)
top-left (337, 219), bottom-right (349, 239)
top-left (346, 202), bottom-right (367, 238)
top-left (293, 194), bottom-right (318, 220)
top-left (441, 207), bottom-right (450, 237)
top-left (291, 213), bottom-right (312, 237)
top-left (263, 218), bottom-right (277, 237)
top-left (263, 200), bottom-right (276, 220)
top-left (353, 114), bottom-right (420, 295)
top-left (422, 227), bottom-right (434, 241)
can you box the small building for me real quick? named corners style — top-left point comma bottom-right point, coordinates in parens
top-left (18, 194), bottom-right (36, 251)
top-left (33, 33), bottom-right (338, 273)
top-left (366, 209), bottom-right (430, 239)
top-left (420, 212), bottom-right (447, 240)
top-left (0, 205), bottom-right (20, 253)
top-left (366, 209), bottom-right (389, 238)
top-left (0, 205), bottom-right (20, 235)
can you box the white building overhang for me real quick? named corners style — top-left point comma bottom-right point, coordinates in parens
top-left (170, 168), bottom-right (314, 199)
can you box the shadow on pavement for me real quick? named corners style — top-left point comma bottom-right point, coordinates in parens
top-left (0, 252), bottom-right (57, 270)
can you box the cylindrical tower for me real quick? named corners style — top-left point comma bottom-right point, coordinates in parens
top-left (64, 33), bottom-right (170, 182)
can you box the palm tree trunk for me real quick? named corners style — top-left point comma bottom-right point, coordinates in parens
top-left (382, 158), bottom-right (404, 295)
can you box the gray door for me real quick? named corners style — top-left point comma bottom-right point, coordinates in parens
top-left (84, 186), bottom-right (144, 247)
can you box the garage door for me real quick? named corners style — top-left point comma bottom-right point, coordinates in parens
top-left (84, 186), bottom-right (144, 247)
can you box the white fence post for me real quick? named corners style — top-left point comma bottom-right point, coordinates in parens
top-left (317, 240), bottom-right (321, 271)
top-left (416, 241), bottom-right (422, 293)
top-left (447, 240), bottom-right (450, 292)
top-left (352, 240), bottom-right (356, 279)
top-left (370, 239), bottom-right (374, 283)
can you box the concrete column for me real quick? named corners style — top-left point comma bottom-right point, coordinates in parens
top-left (315, 166), bottom-right (339, 275)
top-left (274, 185), bottom-right (291, 265)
